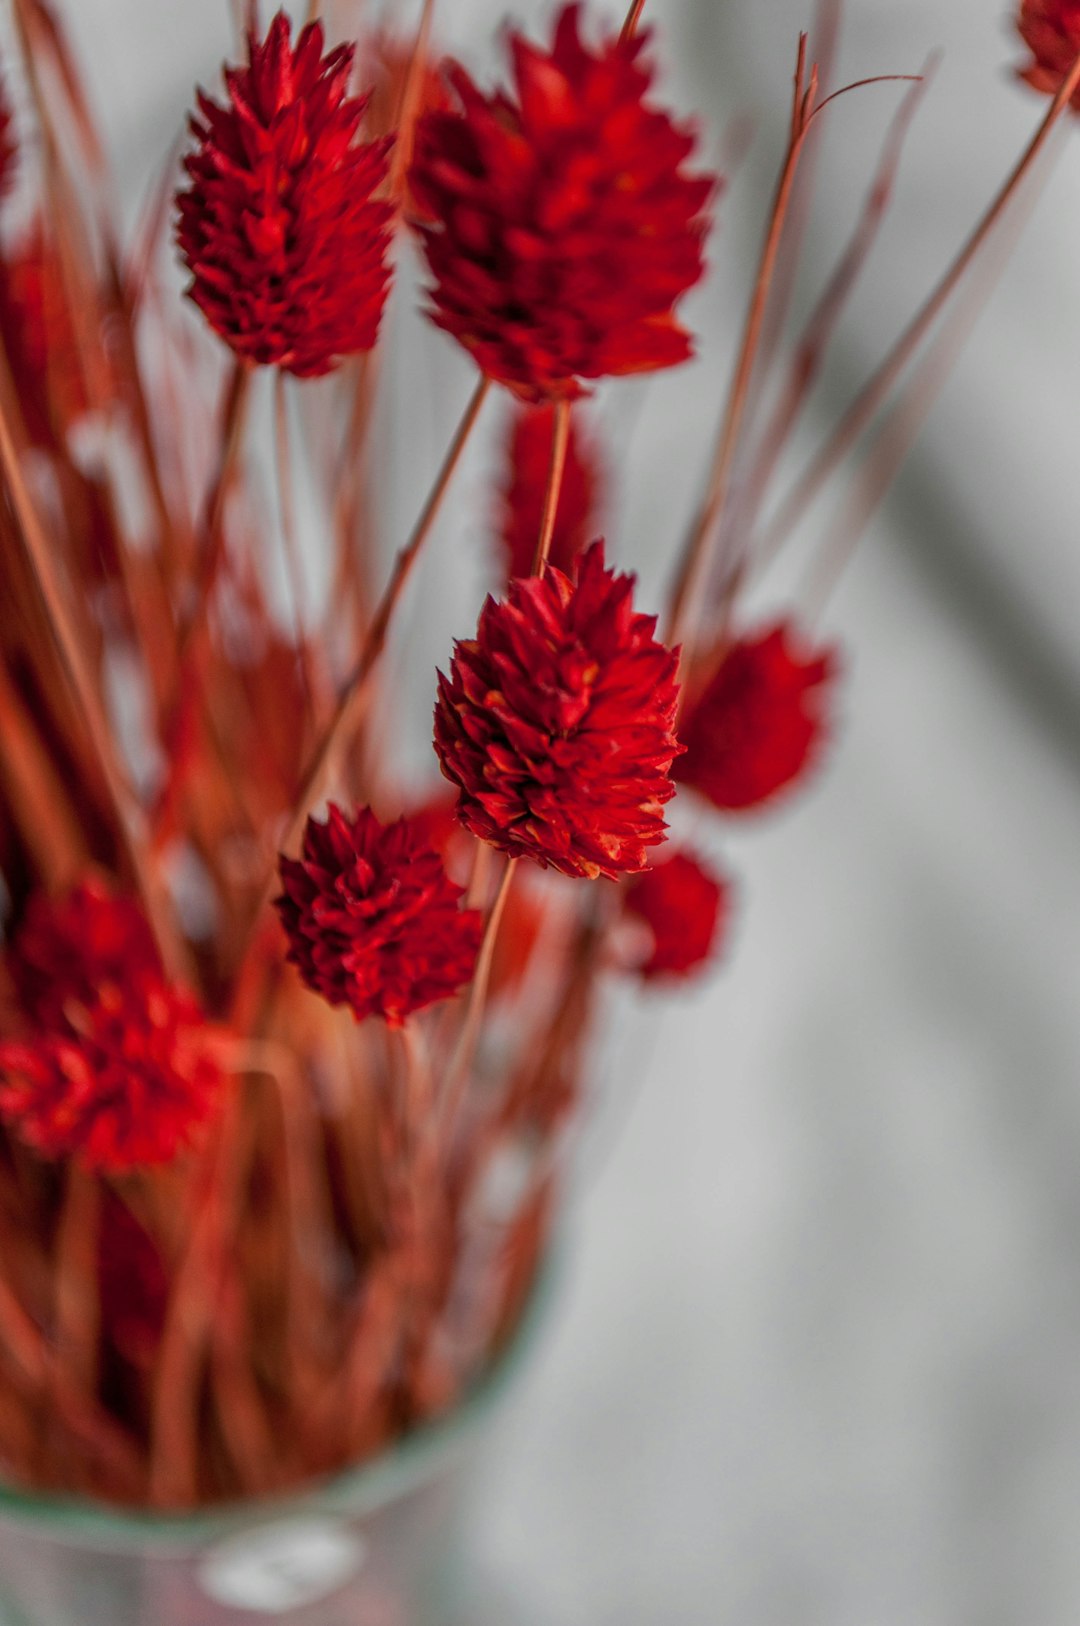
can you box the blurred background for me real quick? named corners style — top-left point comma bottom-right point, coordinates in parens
top-left (38, 0), bottom-right (1080, 1620)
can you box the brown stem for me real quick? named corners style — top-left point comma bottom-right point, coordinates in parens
top-left (620, 0), bottom-right (648, 43)
top-left (182, 361), bottom-right (252, 655)
top-left (728, 65), bottom-right (932, 573)
top-left (440, 857), bottom-right (517, 1146)
top-left (755, 45), bottom-right (1080, 570)
top-left (531, 399), bottom-right (572, 575)
top-left (800, 136), bottom-right (1049, 622)
top-left (0, 341), bottom-right (189, 981)
top-left (0, 1273), bottom-right (46, 1391)
top-left (666, 54), bottom-right (924, 660)
top-left (666, 38), bottom-right (817, 654)
top-left (50, 1168), bottom-right (101, 1409)
top-left (749, 0), bottom-right (843, 410)
top-left (148, 1097), bottom-right (250, 1507)
top-left (387, 0), bottom-right (438, 203)
top-left (274, 369), bottom-right (320, 727)
top-left (231, 374), bottom-right (492, 983)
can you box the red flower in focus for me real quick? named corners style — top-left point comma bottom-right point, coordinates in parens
top-left (499, 403), bottom-right (601, 581)
top-left (1016, 0), bottom-right (1080, 106)
top-left (276, 804), bottom-right (483, 1026)
top-left (176, 11), bottom-right (393, 375)
top-left (676, 623), bottom-right (840, 814)
top-left (409, 3), bottom-right (715, 401)
top-left (434, 542), bottom-right (682, 879)
top-left (0, 882), bottom-right (224, 1173)
top-left (623, 850), bottom-right (730, 982)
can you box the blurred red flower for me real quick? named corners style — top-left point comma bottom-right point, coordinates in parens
top-left (676, 623), bottom-right (839, 813)
top-left (623, 849), bottom-right (730, 982)
top-left (176, 10), bottom-right (393, 375)
top-left (0, 882), bottom-right (224, 1174)
top-left (409, 2), bottom-right (715, 401)
top-left (434, 541), bottom-right (682, 879)
top-left (1016, 0), bottom-right (1080, 106)
top-left (276, 804), bottom-right (483, 1026)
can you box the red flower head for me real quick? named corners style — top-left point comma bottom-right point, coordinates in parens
top-left (276, 804), bottom-right (483, 1026)
top-left (409, 2), bottom-right (715, 402)
top-left (676, 622), bottom-right (840, 814)
top-left (499, 402), bottom-right (602, 581)
top-left (7, 878), bottom-right (155, 1028)
top-left (434, 541), bottom-right (682, 879)
top-left (1015, 0), bottom-right (1080, 107)
top-left (0, 883), bottom-right (224, 1174)
top-left (623, 849), bottom-right (731, 982)
top-left (176, 10), bottom-right (393, 375)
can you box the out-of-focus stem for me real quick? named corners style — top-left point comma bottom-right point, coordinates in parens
top-left (0, 343), bottom-right (189, 982)
top-left (531, 399), bottom-right (572, 575)
top-left (755, 45), bottom-right (1080, 570)
top-left (233, 373), bottom-right (492, 986)
top-left (440, 857), bottom-right (517, 1147)
top-left (666, 39), bottom-right (817, 656)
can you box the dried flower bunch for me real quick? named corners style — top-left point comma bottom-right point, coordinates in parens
top-left (0, 0), bottom-right (1071, 1510)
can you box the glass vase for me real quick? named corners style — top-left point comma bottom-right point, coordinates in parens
top-left (0, 1265), bottom-right (551, 1626)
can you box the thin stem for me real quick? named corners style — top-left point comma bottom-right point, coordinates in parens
top-left (0, 1274), bottom-right (46, 1391)
top-left (387, 0), bottom-right (438, 203)
top-left (800, 133), bottom-right (1050, 623)
top-left (666, 38), bottom-right (816, 654)
top-left (620, 0), bottom-right (647, 42)
top-left (233, 374), bottom-right (492, 975)
top-left (727, 64), bottom-right (933, 572)
top-left (751, 0), bottom-right (842, 404)
top-left (666, 55), bottom-right (924, 660)
top-left (274, 369), bottom-right (319, 726)
top-left (756, 46), bottom-right (1080, 570)
top-left (50, 1170), bottom-right (100, 1434)
top-left (0, 342), bottom-right (188, 981)
top-left (180, 361), bottom-right (252, 661)
top-left (440, 857), bottom-right (517, 1147)
top-left (531, 399), bottom-right (572, 575)
top-left (149, 1095), bottom-right (250, 1506)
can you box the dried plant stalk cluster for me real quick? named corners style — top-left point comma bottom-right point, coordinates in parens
top-left (0, 0), bottom-right (1070, 1509)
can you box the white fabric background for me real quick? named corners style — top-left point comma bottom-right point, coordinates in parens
top-left (34, 2), bottom-right (1080, 1621)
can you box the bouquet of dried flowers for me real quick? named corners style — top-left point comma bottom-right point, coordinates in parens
top-left (0, 0), bottom-right (1073, 1513)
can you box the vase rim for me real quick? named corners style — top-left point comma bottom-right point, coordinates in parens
top-left (0, 1252), bottom-right (557, 1549)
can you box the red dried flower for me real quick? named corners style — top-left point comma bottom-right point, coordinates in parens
top-left (7, 878), bottom-right (155, 1028)
top-left (1016, 0), bottom-right (1080, 106)
top-left (276, 804), bottom-right (483, 1026)
top-left (176, 11), bottom-right (393, 375)
top-left (409, 2), bottom-right (715, 402)
top-left (0, 883), bottom-right (224, 1174)
top-left (434, 541), bottom-right (682, 879)
top-left (623, 850), bottom-right (730, 982)
top-left (499, 403), bottom-right (601, 581)
top-left (675, 623), bottom-right (840, 814)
